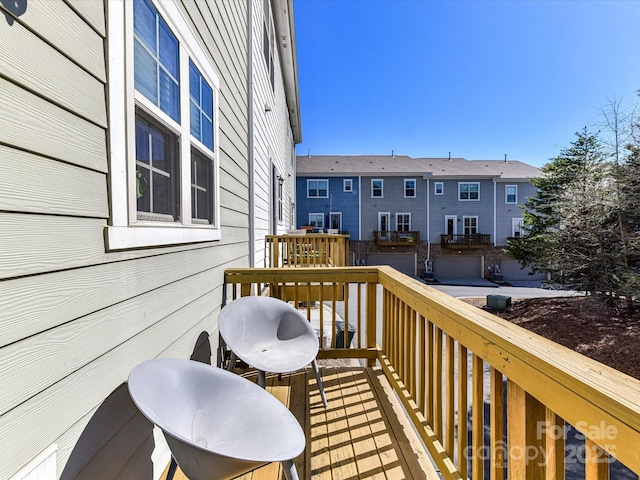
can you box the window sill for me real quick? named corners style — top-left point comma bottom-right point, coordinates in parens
top-left (106, 224), bottom-right (221, 251)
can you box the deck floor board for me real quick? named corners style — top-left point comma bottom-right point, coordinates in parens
top-left (160, 365), bottom-right (438, 480)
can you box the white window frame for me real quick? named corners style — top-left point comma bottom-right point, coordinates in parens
top-left (445, 215), bottom-right (457, 235)
top-left (396, 212), bottom-right (411, 231)
top-left (458, 182), bottom-right (480, 201)
top-left (309, 213), bottom-right (324, 228)
top-left (307, 179), bottom-right (329, 198)
top-left (371, 179), bottom-right (384, 198)
top-left (404, 179), bottom-right (416, 198)
top-left (434, 182), bottom-right (444, 195)
top-left (505, 185), bottom-right (518, 204)
top-left (512, 217), bottom-right (524, 237)
top-left (329, 212), bottom-right (342, 231)
top-left (106, 0), bottom-right (221, 250)
top-left (343, 179), bottom-right (353, 192)
top-left (463, 216), bottom-right (478, 235)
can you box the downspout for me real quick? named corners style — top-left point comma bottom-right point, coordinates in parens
top-left (426, 177), bottom-right (430, 265)
top-left (492, 177), bottom-right (497, 247)
top-left (358, 176), bottom-right (362, 245)
top-left (247, 0), bottom-right (255, 268)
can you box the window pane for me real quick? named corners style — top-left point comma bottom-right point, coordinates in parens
top-left (136, 167), bottom-right (151, 211)
top-left (134, 40), bottom-right (158, 104)
top-left (133, 0), bottom-right (157, 53)
top-left (190, 99), bottom-right (201, 140)
top-left (191, 150), bottom-right (213, 222)
top-left (159, 68), bottom-right (180, 122)
top-left (159, 19), bottom-right (179, 78)
top-left (189, 61), bottom-right (200, 103)
top-left (152, 171), bottom-right (172, 215)
top-left (318, 181), bottom-right (327, 197)
top-left (201, 117), bottom-right (213, 150)
top-left (202, 81), bottom-right (213, 118)
top-left (151, 128), bottom-right (171, 173)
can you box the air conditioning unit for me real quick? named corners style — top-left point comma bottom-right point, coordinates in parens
top-left (486, 294), bottom-right (511, 311)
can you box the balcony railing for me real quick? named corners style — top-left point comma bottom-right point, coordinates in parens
top-left (374, 230), bottom-right (420, 246)
top-left (266, 233), bottom-right (350, 268)
top-left (223, 266), bottom-right (640, 479)
top-left (441, 233), bottom-right (491, 249)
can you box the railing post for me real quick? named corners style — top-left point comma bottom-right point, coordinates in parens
top-left (366, 281), bottom-right (377, 367)
top-left (507, 380), bottom-right (547, 480)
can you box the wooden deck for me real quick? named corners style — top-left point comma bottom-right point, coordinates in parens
top-left (161, 365), bottom-right (438, 480)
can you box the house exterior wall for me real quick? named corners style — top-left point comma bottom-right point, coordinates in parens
top-left (427, 178), bottom-right (496, 243)
top-left (0, 1), bottom-right (255, 478)
top-left (494, 181), bottom-right (537, 246)
top-left (251, 0), bottom-right (299, 268)
top-left (296, 176), bottom-right (361, 239)
top-left (360, 176), bottom-right (428, 241)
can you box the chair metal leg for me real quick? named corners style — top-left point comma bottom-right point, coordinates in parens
top-left (226, 351), bottom-right (237, 372)
top-left (311, 359), bottom-right (327, 408)
top-left (258, 370), bottom-right (266, 389)
top-left (282, 459), bottom-right (299, 480)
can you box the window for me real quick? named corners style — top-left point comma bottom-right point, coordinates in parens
top-left (307, 179), bottom-right (328, 198)
top-left (404, 179), bottom-right (416, 198)
top-left (512, 218), bottom-right (524, 237)
top-left (343, 179), bottom-right (353, 192)
top-left (463, 216), bottom-right (478, 235)
top-left (263, 0), bottom-right (275, 90)
top-left (506, 185), bottom-right (517, 204)
top-left (309, 213), bottom-right (324, 228)
top-left (277, 177), bottom-right (283, 222)
top-left (371, 179), bottom-right (383, 198)
top-left (434, 182), bottom-right (444, 195)
top-left (107, 0), bottom-right (221, 249)
top-left (459, 182), bottom-right (480, 201)
top-left (329, 212), bottom-right (342, 230)
top-left (396, 213), bottom-right (411, 232)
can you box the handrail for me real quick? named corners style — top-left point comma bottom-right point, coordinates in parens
top-left (374, 230), bottom-right (420, 245)
top-left (223, 266), bottom-right (640, 479)
top-left (440, 233), bottom-right (491, 248)
top-left (265, 234), bottom-right (350, 268)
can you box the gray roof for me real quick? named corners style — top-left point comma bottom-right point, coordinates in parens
top-left (296, 155), bottom-right (541, 180)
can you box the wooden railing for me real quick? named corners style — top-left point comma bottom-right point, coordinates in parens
top-left (374, 230), bottom-right (420, 246)
top-left (223, 266), bottom-right (640, 479)
top-left (441, 233), bottom-right (491, 249)
top-left (265, 234), bottom-right (350, 268)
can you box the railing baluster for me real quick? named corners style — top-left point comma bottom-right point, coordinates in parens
top-left (434, 327), bottom-right (443, 439)
top-left (426, 319), bottom-right (434, 425)
top-left (446, 334), bottom-right (455, 457)
top-left (319, 279), bottom-right (325, 349)
top-left (408, 306), bottom-right (417, 399)
top-left (585, 438), bottom-right (609, 480)
top-left (418, 314), bottom-right (426, 415)
top-left (366, 281), bottom-right (376, 367)
top-left (507, 379), bottom-right (546, 479)
top-left (356, 282), bottom-right (362, 348)
top-left (545, 409), bottom-right (565, 480)
top-left (490, 368), bottom-right (505, 480)
top-left (472, 354), bottom-right (484, 480)
top-left (343, 278), bottom-right (350, 348)
top-left (457, 344), bottom-right (469, 479)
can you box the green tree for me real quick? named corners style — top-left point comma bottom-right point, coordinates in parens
top-left (506, 129), bottom-right (606, 290)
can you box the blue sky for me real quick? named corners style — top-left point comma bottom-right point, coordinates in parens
top-left (293, 0), bottom-right (640, 167)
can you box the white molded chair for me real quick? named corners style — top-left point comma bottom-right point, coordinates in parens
top-left (219, 295), bottom-right (327, 408)
top-left (128, 358), bottom-right (305, 480)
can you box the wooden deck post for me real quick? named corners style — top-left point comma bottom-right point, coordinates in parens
top-left (507, 380), bottom-right (547, 480)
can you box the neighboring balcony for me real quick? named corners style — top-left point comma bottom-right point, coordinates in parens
top-left (374, 230), bottom-right (420, 246)
top-left (266, 233), bottom-right (350, 268)
top-left (217, 266), bottom-right (640, 480)
top-left (441, 233), bottom-right (491, 249)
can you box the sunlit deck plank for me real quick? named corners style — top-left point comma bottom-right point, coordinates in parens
top-left (160, 365), bottom-right (437, 480)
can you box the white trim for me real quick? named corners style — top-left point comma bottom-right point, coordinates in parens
top-left (493, 178), bottom-right (497, 246)
top-left (306, 179), bottom-right (329, 198)
top-left (358, 176), bottom-right (362, 240)
top-left (434, 181), bottom-right (444, 195)
top-left (12, 444), bottom-right (57, 480)
top-left (403, 178), bottom-right (416, 198)
top-left (329, 211), bottom-right (342, 230)
top-left (463, 215), bottom-right (479, 234)
top-left (505, 184), bottom-right (518, 204)
top-left (458, 181), bottom-right (480, 201)
top-left (308, 212), bottom-right (324, 228)
top-left (343, 178), bottom-right (353, 192)
top-left (512, 217), bottom-right (524, 237)
top-left (445, 215), bottom-right (457, 235)
top-left (371, 179), bottom-right (384, 198)
top-left (106, 0), bottom-right (221, 250)
top-left (378, 212), bottom-right (390, 231)
top-left (396, 212), bottom-right (411, 231)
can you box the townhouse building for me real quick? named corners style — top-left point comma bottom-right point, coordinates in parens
top-left (296, 155), bottom-right (543, 281)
